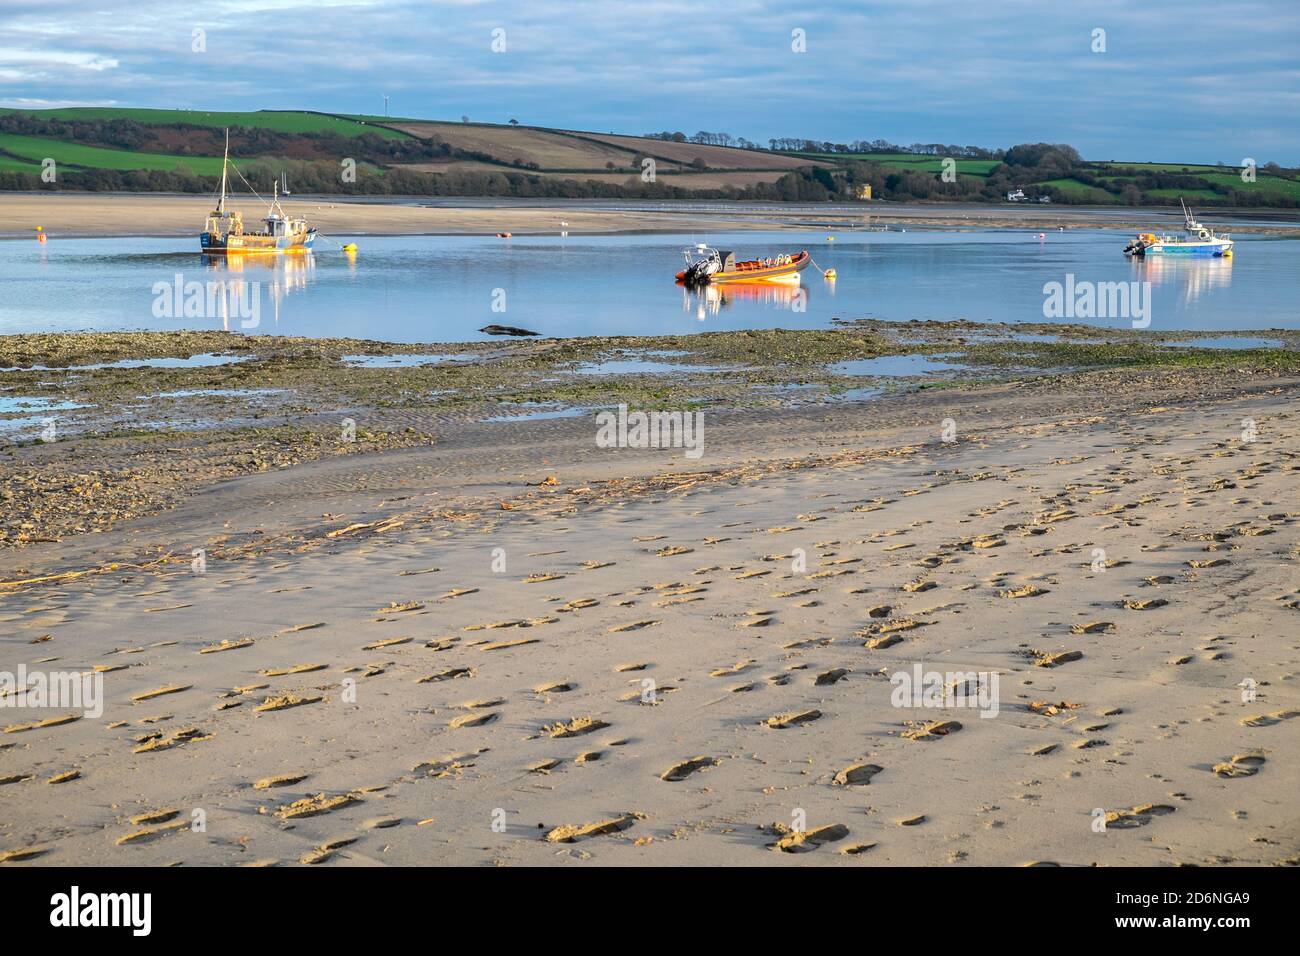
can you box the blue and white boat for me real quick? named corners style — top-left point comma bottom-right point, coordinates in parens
top-left (1124, 199), bottom-right (1233, 258)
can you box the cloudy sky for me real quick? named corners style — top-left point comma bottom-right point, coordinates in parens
top-left (2, 0), bottom-right (1296, 163)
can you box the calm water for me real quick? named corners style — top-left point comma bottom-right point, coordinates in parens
top-left (2, 229), bottom-right (1297, 343)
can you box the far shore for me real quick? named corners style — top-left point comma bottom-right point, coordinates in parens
top-left (2, 192), bottom-right (1297, 240)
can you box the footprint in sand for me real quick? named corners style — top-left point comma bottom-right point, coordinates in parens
top-left (0, 847), bottom-right (48, 862)
top-left (1240, 710), bottom-right (1299, 728)
top-left (815, 668), bottom-right (850, 686)
top-left (534, 681), bottom-right (575, 694)
top-left (261, 664), bottom-right (326, 677)
top-left (416, 671), bottom-right (478, 686)
top-left (133, 726), bottom-right (210, 753)
top-left (1123, 598), bottom-right (1168, 610)
top-left (901, 720), bottom-right (961, 741)
top-left (661, 756), bottom-right (721, 781)
top-left (253, 773), bottom-right (309, 790)
top-left (255, 693), bottom-right (323, 713)
top-left (768, 823), bottom-right (849, 853)
top-left (1105, 803), bottom-right (1175, 829)
top-left (130, 684), bottom-right (191, 703)
top-left (1033, 650), bottom-right (1083, 668)
top-left (199, 638), bottom-right (255, 654)
top-left (271, 793), bottom-right (361, 820)
top-left (764, 710), bottom-right (821, 729)
top-left (609, 620), bottom-right (660, 633)
top-left (544, 812), bottom-right (644, 843)
top-left (362, 637), bottom-right (412, 651)
top-left (833, 763), bottom-right (882, 786)
top-left (477, 637), bottom-right (540, 651)
top-left (1000, 584), bottom-right (1049, 599)
top-left (543, 716), bottom-right (610, 738)
top-left (841, 843), bottom-right (877, 855)
top-left (450, 711), bottom-right (498, 729)
top-left (710, 661), bottom-right (757, 678)
top-left (1212, 753), bottom-right (1266, 778)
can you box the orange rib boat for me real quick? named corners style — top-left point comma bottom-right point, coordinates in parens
top-left (676, 246), bottom-right (810, 286)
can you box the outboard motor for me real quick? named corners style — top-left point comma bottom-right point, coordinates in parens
top-left (681, 245), bottom-right (722, 285)
top-left (1123, 236), bottom-right (1148, 257)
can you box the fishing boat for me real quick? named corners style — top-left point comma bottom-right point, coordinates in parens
top-left (200, 130), bottom-right (316, 255)
top-left (676, 245), bottom-right (810, 285)
top-left (1123, 199), bottom-right (1232, 258)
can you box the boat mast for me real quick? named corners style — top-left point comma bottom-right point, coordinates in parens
top-left (218, 129), bottom-right (229, 214)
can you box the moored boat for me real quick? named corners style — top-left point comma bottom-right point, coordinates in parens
top-left (1123, 199), bottom-right (1232, 258)
top-left (676, 245), bottom-right (810, 285)
top-left (201, 130), bottom-right (316, 255)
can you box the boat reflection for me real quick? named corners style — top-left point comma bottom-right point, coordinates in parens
top-left (201, 251), bottom-right (315, 330)
top-left (679, 280), bottom-right (814, 320)
top-left (1131, 254), bottom-right (1232, 306)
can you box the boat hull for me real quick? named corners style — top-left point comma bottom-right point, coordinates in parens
top-left (1142, 239), bottom-right (1233, 257)
top-left (201, 229), bottom-right (317, 254)
top-left (677, 251), bottom-right (810, 285)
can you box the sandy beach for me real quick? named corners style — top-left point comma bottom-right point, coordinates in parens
top-left (3, 192), bottom-right (1297, 239)
top-left (1, 332), bottom-right (1296, 866)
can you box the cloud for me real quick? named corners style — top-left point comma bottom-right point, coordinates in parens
top-left (0, 0), bottom-right (1295, 162)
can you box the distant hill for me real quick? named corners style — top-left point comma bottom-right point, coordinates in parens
top-left (1, 107), bottom-right (1295, 206)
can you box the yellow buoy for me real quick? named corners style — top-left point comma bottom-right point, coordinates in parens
top-left (824, 269), bottom-right (837, 280)
top-left (827, 236), bottom-right (835, 241)
top-left (1223, 249), bottom-right (1233, 258)
top-left (342, 243), bottom-right (358, 252)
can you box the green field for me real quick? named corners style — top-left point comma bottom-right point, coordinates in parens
top-left (1096, 161), bottom-right (1224, 173)
top-left (0, 107), bottom-right (406, 139)
top-left (795, 152), bottom-right (998, 177)
top-left (0, 133), bottom-right (226, 174)
top-left (0, 154), bottom-right (41, 172)
top-left (1037, 178), bottom-right (1116, 203)
top-left (1199, 171), bottom-right (1300, 199)
top-left (1142, 187), bottom-right (1222, 201)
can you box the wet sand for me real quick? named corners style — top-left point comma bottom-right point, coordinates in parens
top-left (3, 192), bottom-right (1297, 239)
top-left (1, 349), bottom-right (1297, 866)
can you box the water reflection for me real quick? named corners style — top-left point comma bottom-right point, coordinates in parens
top-left (680, 280), bottom-right (816, 320)
top-left (201, 252), bottom-right (316, 330)
top-left (1131, 255), bottom-right (1232, 306)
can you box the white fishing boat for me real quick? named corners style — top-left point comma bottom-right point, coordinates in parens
top-left (1123, 199), bottom-right (1233, 258)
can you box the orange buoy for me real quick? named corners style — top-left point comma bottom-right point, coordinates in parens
top-left (496, 232), bottom-right (512, 238)
top-left (36, 225), bottom-right (46, 244)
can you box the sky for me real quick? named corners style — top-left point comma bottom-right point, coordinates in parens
top-left (1, 0), bottom-right (1296, 163)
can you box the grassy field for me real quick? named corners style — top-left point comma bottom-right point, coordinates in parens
top-left (0, 133), bottom-right (226, 174)
top-left (794, 152), bottom-right (998, 176)
top-left (0, 154), bottom-right (41, 172)
top-left (0, 107), bottom-right (406, 139)
top-left (1036, 178), bottom-right (1116, 203)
